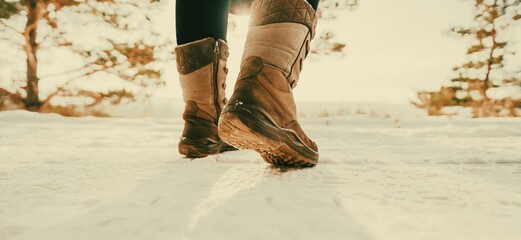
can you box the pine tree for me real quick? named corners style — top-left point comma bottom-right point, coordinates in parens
top-left (413, 0), bottom-right (521, 117)
top-left (312, 0), bottom-right (358, 55)
top-left (0, 0), bottom-right (170, 116)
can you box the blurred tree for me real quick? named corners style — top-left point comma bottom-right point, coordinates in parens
top-left (313, 0), bottom-right (358, 55)
top-left (317, 0), bottom-right (359, 19)
top-left (0, 0), bottom-right (170, 116)
top-left (413, 0), bottom-right (521, 117)
top-left (0, 0), bottom-right (356, 116)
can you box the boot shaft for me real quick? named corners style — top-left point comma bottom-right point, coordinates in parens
top-left (249, 0), bottom-right (317, 35)
top-left (231, 0), bottom-right (318, 120)
top-left (175, 37), bottom-right (229, 124)
top-left (242, 0), bottom-right (317, 89)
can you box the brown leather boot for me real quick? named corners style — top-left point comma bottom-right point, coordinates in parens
top-left (218, 0), bottom-right (319, 167)
top-left (175, 37), bottom-right (236, 158)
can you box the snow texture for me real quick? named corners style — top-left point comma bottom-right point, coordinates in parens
top-left (1, 109), bottom-right (521, 240)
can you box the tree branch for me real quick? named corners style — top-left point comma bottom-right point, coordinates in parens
top-left (0, 19), bottom-right (22, 35)
top-left (40, 61), bottom-right (127, 106)
top-left (0, 87), bottom-right (25, 107)
top-left (36, 31), bottom-right (54, 49)
top-left (40, 60), bottom-right (125, 80)
top-left (40, 65), bottom-right (91, 80)
top-left (40, 84), bottom-right (70, 108)
top-left (0, 37), bottom-right (22, 46)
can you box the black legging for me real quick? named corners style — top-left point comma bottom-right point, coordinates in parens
top-left (176, 0), bottom-right (320, 45)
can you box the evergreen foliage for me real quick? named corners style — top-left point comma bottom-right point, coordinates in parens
top-left (413, 0), bottom-right (521, 117)
top-left (0, 0), bottom-right (170, 116)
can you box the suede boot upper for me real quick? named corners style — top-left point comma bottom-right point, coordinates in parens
top-left (226, 0), bottom-right (319, 154)
top-left (175, 37), bottom-right (229, 144)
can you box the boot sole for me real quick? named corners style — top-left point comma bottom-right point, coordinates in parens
top-left (218, 105), bottom-right (318, 168)
top-left (179, 139), bottom-right (236, 158)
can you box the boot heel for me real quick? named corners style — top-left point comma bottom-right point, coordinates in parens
top-left (219, 110), bottom-right (317, 168)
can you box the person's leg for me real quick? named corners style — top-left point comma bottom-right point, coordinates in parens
top-left (175, 0), bottom-right (231, 45)
top-left (175, 0), bottom-right (235, 158)
top-left (218, 0), bottom-right (320, 167)
top-left (306, 0), bottom-right (319, 11)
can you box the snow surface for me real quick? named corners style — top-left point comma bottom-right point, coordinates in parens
top-left (1, 107), bottom-right (521, 240)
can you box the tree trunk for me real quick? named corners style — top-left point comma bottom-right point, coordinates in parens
top-left (480, 0), bottom-right (499, 117)
top-left (23, 0), bottom-right (42, 110)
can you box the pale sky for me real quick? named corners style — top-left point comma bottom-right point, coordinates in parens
top-left (297, 0), bottom-right (478, 103)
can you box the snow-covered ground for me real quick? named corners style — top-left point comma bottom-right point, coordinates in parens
top-left (1, 107), bottom-right (521, 240)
